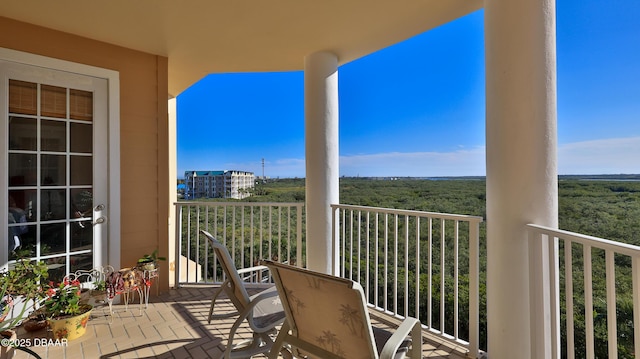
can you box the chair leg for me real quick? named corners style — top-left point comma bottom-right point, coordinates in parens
top-left (279, 348), bottom-right (294, 359)
top-left (208, 286), bottom-right (224, 324)
top-left (268, 321), bottom-right (290, 359)
top-left (224, 314), bottom-right (276, 359)
top-left (225, 330), bottom-right (278, 358)
top-left (410, 322), bottom-right (423, 359)
top-left (243, 333), bottom-right (272, 356)
top-left (208, 281), bottom-right (239, 323)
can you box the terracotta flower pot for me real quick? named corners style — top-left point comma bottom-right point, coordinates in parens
top-left (47, 305), bottom-right (93, 341)
top-left (22, 316), bottom-right (48, 332)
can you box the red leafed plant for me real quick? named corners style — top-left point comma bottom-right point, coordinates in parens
top-left (43, 278), bottom-right (86, 319)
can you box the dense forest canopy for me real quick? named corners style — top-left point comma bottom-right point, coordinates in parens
top-left (246, 176), bottom-right (640, 246)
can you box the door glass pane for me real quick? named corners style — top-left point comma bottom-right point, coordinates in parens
top-left (70, 123), bottom-right (92, 153)
top-left (9, 189), bottom-right (37, 223)
top-left (45, 257), bottom-right (67, 283)
top-left (41, 120), bottom-right (67, 152)
top-left (41, 189), bottom-right (66, 220)
top-left (70, 156), bottom-right (92, 185)
top-left (9, 80), bottom-right (37, 115)
top-left (70, 253), bottom-right (93, 274)
top-left (70, 89), bottom-right (93, 122)
top-left (70, 189), bottom-right (93, 218)
top-left (9, 153), bottom-right (37, 186)
top-left (8, 226), bottom-right (36, 261)
top-left (8, 117), bottom-right (37, 150)
top-left (41, 223), bottom-right (66, 255)
top-left (41, 154), bottom-right (66, 186)
top-left (71, 224), bottom-right (92, 251)
top-left (41, 85), bottom-right (66, 118)
top-left (70, 189), bottom-right (93, 248)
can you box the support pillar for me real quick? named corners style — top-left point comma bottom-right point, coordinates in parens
top-left (485, 0), bottom-right (558, 357)
top-left (304, 51), bottom-right (339, 275)
top-left (168, 97), bottom-right (177, 288)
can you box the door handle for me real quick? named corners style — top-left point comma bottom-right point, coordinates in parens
top-left (94, 204), bottom-right (105, 211)
top-left (94, 216), bottom-right (107, 225)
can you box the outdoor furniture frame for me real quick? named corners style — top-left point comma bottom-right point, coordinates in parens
top-left (263, 260), bottom-right (423, 359)
top-left (63, 266), bottom-right (146, 324)
top-left (200, 230), bottom-right (286, 359)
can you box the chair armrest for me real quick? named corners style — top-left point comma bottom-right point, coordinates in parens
top-left (237, 265), bottom-right (272, 283)
top-left (237, 265), bottom-right (269, 275)
top-left (235, 287), bottom-right (283, 332)
top-left (379, 317), bottom-right (422, 359)
top-left (234, 288), bottom-right (279, 321)
top-left (247, 286), bottom-right (280, 303)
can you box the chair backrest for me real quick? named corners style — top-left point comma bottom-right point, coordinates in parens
top-left (200, 230), bottom-right (251, 310)
top-left (264, 260), bottom-right (379, 359)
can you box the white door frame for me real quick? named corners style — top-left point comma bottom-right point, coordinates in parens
top-left (0, 47), bottom-right (120, 271)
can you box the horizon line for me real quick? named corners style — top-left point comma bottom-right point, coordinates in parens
top-left (177, 173), bottom-right (640, 180)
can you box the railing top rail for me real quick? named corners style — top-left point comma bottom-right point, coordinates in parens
top-left (174, 201), bottom-right (303, 208)
top-left (528, 223), bottom-right (640, 256)
top-left (331, 203), bottom-right (484, 223)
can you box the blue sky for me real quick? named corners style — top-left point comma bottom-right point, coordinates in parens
top-left (177, 1), bottom-right (640, 179)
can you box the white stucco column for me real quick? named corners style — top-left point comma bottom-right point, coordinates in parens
top-left (485, 0), bottom-right (558, 357)
top-left (304, 51), bottom-right (339, 275)
top-left (168, 97), bottom-right (177, 288)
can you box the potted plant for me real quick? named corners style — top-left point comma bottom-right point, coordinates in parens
top-left (43, 278), bottom-right (92, 341)
top-left (0, 258), bottom-right (49, 324)
top-left (136, 249), bottom-right (166, 271)
top-left (1, 282), bottom-right (44, 359)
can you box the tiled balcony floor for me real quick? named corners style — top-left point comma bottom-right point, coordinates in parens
top-left (13, 286), bottom-right (470, 358)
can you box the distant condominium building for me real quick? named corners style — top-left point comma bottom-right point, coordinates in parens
top-left (185, 170), bottom-right (255, 199)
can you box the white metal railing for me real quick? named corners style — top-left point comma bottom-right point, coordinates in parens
top-left (332, 204), bottom-right (484, 358)
top-left (528, 224), bottom-right (640, 359)
top-left (174, 202), bottom-right (304, 286)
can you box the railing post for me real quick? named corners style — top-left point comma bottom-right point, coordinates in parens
top-left (528, 226), bottom-right (558, 359)
top-left (549, 232), bottom-right (560, 359)
top-left (174, 204), bottom-right (182, 288)
top-left (605, 250), bottom-right (617, 359)
top-left (633, 256), bottom-right (640, 359)
top-left (529, 227), bottom-right (545, 358)
top-left (468, 220), bottom-right (480, 358)
top-left (331, 205), bottom-right (339, 275)
top-left (297, 203), bottom-right (303, 268)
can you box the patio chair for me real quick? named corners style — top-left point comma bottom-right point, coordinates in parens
top-left (262, 260), bottom-right (423, 359)
top-left (200, 230), bottom-right (286, 359)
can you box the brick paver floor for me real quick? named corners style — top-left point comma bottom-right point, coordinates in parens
top-left (12, 285), bottom-right (471, 358)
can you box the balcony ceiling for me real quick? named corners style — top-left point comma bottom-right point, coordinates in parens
top-left (0, 0), bottom-right (481, 96)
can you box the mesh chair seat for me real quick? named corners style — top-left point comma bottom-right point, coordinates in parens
top-left (262, 260), bottom-right (423, 359)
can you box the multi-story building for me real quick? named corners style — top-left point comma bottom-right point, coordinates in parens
top-left (185, 170), bottom-right (255, 199)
